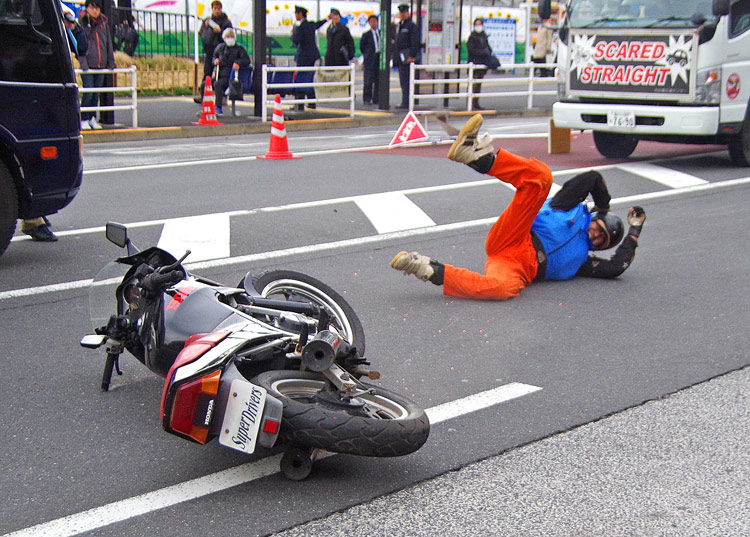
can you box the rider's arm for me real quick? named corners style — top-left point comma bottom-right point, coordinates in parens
top-left (549, 170), bottom-right (611, 213)
top-left (576, 236), bottom-right (638, 278)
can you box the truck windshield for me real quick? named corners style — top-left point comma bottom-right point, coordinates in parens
top-left (569, 0), bottom-right (717, 28)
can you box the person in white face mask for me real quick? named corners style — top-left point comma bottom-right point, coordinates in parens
top-left (466, 17), bottom-right (497, 110)
top-left (211, 28), bottom-right (251, 114)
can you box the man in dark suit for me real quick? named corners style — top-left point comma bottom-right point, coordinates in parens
top-left (324, 8), bottom-right (355, 66)
top-left (393, 3), bottom-right (420, 109)
top-left (359, 14), bottom-right (380, 106)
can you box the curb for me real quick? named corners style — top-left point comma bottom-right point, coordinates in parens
top-left (81, 108), bottom-right (552, 144)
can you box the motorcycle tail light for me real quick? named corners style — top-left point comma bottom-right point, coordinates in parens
top-left (262, 418), bottom-right (280, 435)
top-left (160, 331), bottom-right (229, 418)
top-left (167, 370), bottom-right (221, 444)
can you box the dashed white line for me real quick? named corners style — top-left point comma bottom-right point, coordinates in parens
top-left (4, 176), bottom-right (750, 302)
top-left (157, 213), bottom-right (230, 263)
top-left (2, 382), bottom-right (542, 537)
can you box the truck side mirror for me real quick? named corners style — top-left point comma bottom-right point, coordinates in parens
top-left (713, 0), bottom-right (730, 16)
top-left (538, 0), bottom-right (552, 20)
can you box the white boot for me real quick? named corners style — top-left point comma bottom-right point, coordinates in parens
top-left (447, 113), bottom-right (494, 166)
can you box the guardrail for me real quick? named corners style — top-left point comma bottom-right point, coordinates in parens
top-left (75, 66), bottom-right (138, 128)
top-left (409, 62), bottom-right (558, 112)
top-left (261, 64), bottom-right (356, 122)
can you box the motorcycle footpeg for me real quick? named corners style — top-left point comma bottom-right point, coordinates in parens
top-left (80, 334), bottom-right (107, 349)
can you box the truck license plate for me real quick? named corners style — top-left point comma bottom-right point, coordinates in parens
top-left (607, 110), bottom-right (636, 128)
top-left (219, 379), bottom-right (267, 455)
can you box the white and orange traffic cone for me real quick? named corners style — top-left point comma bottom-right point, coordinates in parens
top-left (259, 94), bottom-right (297, 159)
top-left (192, 76), bottom-right (224, 126)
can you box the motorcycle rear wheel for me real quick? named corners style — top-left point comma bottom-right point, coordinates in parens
top-left (252, 370), bottom-right (430, 457)
top-left (247, 270), bottom-right (365, 354)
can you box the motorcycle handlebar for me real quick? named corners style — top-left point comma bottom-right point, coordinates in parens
top-left (140, 270), bottom-right (183, 294)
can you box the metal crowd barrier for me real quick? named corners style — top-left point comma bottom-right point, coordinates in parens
top-left (75, 66), bottom-right (139, 128)
top-left (409, 62), bottom-right (558, 112)
top-left (261, 64), bottom-right (356, 122)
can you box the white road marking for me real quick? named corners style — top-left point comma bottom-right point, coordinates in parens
top-left (80, 131), bottom-right (550, 175)
top-left (425, 382), bottom-right (542, 423)
top-left (157, 213), bottom-right (230, 263)
top-left (2, 382), bottom-right (542, 537)
top-left (354, 193), bottom-right (436, 234)
top-left (4, 176), bottom-right (750, 302)
top-left (617, 162), bottom-right (708, 188)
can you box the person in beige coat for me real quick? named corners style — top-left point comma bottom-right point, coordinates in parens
top-left (532, 18), bottom-right (554, 77)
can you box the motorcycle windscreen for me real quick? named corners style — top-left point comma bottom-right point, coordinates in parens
top-left (89, 261), bottom-right (130, 331)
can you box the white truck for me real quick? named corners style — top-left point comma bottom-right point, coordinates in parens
top-left (549, 0), bottom-right (750, 165)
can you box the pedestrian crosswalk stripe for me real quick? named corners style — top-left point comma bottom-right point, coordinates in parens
top-left (616, 162), bottom-right (708, 188)
top-left (354, 192), bottom-right (436, 234)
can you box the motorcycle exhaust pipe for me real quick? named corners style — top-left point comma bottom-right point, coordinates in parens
top-left (301, 330), bottom-right (344, 372)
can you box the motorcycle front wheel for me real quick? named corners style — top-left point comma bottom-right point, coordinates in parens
top-left (247, 270), bottom-right (365, 354)
top-left (252, 370), bottom-right (430, 457)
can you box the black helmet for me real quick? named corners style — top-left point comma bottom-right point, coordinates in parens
top-left (591, 212), bottom-right (623, 250)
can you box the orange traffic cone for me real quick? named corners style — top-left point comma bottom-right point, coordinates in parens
top-left (192, 76), bottom-right (224, 126)
top-left (259, 94), bottom-right (297, 159)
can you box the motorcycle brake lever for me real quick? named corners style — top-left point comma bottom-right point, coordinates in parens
top-left (158, 250), bottom-right (191, 274)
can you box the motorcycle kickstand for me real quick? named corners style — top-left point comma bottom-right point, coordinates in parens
top-left (280, 444), bottom-right (322, 481)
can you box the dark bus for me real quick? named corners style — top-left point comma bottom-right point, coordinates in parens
top-left (0, 0), bottom-right (83, 256)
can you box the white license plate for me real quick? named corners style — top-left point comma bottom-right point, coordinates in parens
top-left (219, 379), bottom-right (267, 455)
top-left (607, 110), bottom-right (636, 128)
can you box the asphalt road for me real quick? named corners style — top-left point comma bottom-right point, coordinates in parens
top-left (1, 121), bottom-right (748, 536)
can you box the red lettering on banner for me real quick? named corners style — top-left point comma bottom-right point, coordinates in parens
top-left (577, 65), bottom-right (676, 87)
top-left (581, 65), bottom-right (592, 83)
top-left (631, 66), bottom-right (643, 84)
top-left (591, 40), bottom-right (667, 61)
top-left (643, 68), bottom-right (658, 85)
top-left (657, 67), bottom-right (670, 85)
top-left (594, 41), bottom-right (607, 59)
top-left (612, 65), bottom-right (625, 83)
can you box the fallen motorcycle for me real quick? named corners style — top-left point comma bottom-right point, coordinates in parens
top-left (81, 222), bottom-right (429, 479)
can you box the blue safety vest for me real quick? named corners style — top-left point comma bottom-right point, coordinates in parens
top-left (531, 200), bottom-right (593, 280)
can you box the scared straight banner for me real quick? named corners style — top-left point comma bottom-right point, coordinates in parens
top-left (567, 29), bottom-right (697, 100)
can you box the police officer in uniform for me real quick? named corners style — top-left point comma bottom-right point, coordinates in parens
top-left (393, 3), bottom-right (419, 109)
top-left (291, 5), bottom-right (321, 105)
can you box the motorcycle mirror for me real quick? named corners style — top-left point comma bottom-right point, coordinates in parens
top-left (106, 222), bottom-right (129, 248)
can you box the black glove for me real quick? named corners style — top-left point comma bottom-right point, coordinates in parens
top-left (627, 206), bottom-right (646, 237)
top-left (592, 206), bottom-right (609, 218)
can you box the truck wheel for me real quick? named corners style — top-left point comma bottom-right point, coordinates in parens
top-left (593, 131), bottom-right (638, 159)
top-left (728, 121), bottom-right (750, 167)
top-left (0, 161), bottom-right (19, 257)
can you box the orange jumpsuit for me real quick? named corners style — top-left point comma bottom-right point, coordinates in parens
top-left (443, 148), bottom-right (553, 300)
